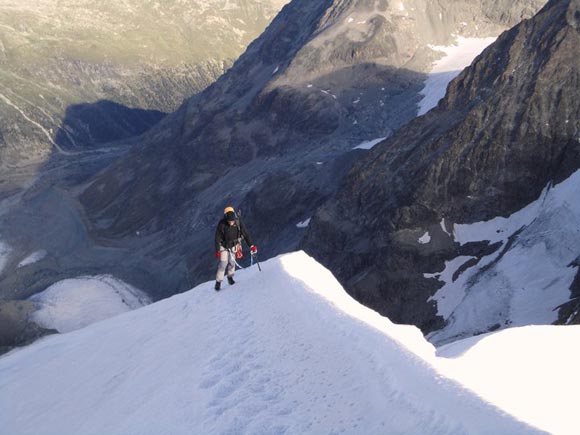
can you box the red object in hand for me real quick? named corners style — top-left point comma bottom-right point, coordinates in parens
top-left (216, 251), bottom-right (221, 259)
top-left (250, 245), bottom-right (258, 254)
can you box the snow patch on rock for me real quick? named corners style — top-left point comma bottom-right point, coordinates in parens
top-left (418, 37), bottom-right (496, 116)
top-left (428, 169), bottom-right (580, 344)
top-left (426, 256), bottom-right (477, 318)
top-left (418, 232), bottom-right (431, 244)
top-left (353, 136), bottom-right (386, 150)
top-left (18, 250), bottom-right (48, 268)
top-left (296, 218), bottom-right (311, 228)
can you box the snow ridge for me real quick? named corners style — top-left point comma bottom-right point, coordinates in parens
top-left (0, 252), bottom-right (547, 434)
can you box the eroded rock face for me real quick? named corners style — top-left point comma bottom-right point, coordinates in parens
top-left (303, 0), bottom-right (580, 334)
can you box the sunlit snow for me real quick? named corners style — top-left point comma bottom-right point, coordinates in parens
top-left (2, 252), bottom-right (560, 434)
top-left (0, 252), bottom-right (580, 435)
top-left (437, 325), bottom-right (580, 435)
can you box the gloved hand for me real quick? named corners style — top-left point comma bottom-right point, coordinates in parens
top-left (215, 251), bottom-right (221, 259)
top-left (250, 245), bottom-right (258, 254)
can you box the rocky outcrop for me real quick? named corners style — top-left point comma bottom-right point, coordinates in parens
top-left (303, 0), bottom-right (580, 335)
top-left (0, 301), bottom-right (56, 355)
top-left (559, 258), bottom-right (580, 325)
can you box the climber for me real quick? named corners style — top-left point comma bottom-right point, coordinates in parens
top-left (214, 207), bottom-right (257, 291)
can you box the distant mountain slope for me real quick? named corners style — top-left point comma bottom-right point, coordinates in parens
top-left (0, 252), bottom-right (561, 434)
top-left (0, 0), bottom-right (545, 353)
top-left (0, 0), bottom-right (288, 165)
top-left (71, 0), bottom-right (544, 295)
top-left (303, 0), bottom-right (580, 337)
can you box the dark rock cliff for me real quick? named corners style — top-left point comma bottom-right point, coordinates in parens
top-left (303, 0), bottom-right (580, 334)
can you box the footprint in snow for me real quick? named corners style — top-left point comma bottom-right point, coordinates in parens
top-left (199, 374), bottom-right (221, 389)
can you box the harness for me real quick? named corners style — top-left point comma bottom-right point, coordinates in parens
top-left (220, 210), bottom-right (245, 260)
top-left (221, 219), bottom-right (243, 250)
top-left (229, 248), bottom-right (245, 270)
top-left (219, 209), bottom-right (260, 271)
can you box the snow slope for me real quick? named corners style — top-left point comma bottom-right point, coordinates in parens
top-left (0, 252), bottom-right (543, 435)
top-left (418, 37), bottom-right (497, 116)
top-left (428, 169), bottom-right (580, 345)
top-left (30, 275), bottom-right (150, 333)
top-left (438, 325), bottom-right (580, 435)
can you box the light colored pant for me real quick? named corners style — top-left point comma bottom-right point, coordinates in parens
top-left (216, 248), bottom-right (236, 282)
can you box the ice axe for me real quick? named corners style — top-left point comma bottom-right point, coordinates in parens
top-left (251, 252), bottom-right (262, 272)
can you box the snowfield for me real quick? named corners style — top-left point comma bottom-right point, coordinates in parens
top-left (437, 325), bottom-right (580, 435)
top-left (2, 251), bottom-right (577, 434)
top-left (30, 275), bottom-right (150, 333)
top-left (428, 169), bottom-right (580, 345)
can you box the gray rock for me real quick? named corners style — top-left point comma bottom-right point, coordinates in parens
top-left (0, 300), bottom-right (57, 354)
top-left (303, 0), bottom-right (580, 333)
top-left (1, 0), bottom-right (546, 323)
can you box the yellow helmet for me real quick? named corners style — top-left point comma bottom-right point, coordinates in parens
top-left (224, 206), bottom-right (235, 214)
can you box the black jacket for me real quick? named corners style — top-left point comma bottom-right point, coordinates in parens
top-left (214, 218), bottom-right (253, 252)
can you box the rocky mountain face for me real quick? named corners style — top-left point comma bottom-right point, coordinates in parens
top-left (0, 0), bottom-right (547, 350)
top-left (303, 0), bottom-right (580, 339)
top-left (0, 0), bottom-right (287, 352)
top-left (0, 0), bottom-right (288, 167)
top-left (68, 0), bottom-right (545, 298)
